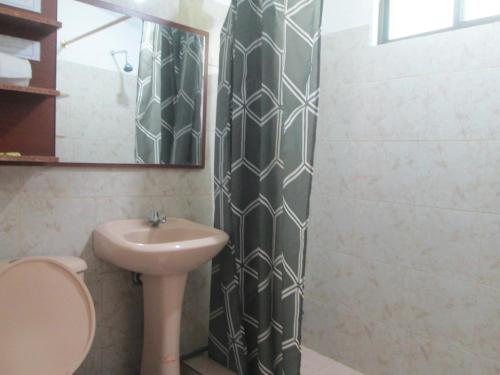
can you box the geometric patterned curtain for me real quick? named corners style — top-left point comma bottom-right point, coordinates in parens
top-left (135, 21), bottom-right (204, 165)
top-left (209, 1), bottom-right (323, 374)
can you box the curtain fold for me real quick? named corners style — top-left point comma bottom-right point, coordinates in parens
top-left (135, 21), bottom-right (204, 165)
top-left (209, 1), bottom-right (323, 374)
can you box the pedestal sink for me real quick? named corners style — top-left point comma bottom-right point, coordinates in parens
top-left (93, 218), bottom-right (228, 375)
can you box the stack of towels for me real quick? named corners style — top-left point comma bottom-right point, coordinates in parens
top-left (0, 51), bottom-right (32, 87)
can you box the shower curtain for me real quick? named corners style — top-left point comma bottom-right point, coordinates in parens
top-left (209, 1), bottom-right (323, 374)
top-left (135, 21), bottom-right (203, 165)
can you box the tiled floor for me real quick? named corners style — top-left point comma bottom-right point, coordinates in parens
top-left (300, 347), bottom-right (363, 375)
top-left (182, 347), bottom-right (363, 375)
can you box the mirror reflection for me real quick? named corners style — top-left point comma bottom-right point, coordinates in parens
top-left (56, 0), bottom-right (207, 166)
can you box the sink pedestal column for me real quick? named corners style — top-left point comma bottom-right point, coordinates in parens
top-left (140, 273), bottom-right (188, 375)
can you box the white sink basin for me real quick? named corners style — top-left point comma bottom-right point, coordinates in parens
top-left (93, 218), bottom-right (228, 375)
top-left (93, 218), bottom-right (228, 276)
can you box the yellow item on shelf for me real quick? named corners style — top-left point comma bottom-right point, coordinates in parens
top-left (0, 152), bottom-right (22, 157)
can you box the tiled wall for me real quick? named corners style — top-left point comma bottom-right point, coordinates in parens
top-left (57, 61), bottom-right (137, 163)
top-left (303, 24), bottom-right (500, 374)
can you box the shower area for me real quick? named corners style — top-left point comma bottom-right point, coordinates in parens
top-left (301, 1), bottom-right (500, 374)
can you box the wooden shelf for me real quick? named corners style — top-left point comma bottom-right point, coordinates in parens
top-left (0, 5), bottom-right (61, 33)
top-left (0, 155), bottom-right (58, 164)
top-left (0, 83), bottom-right (60, 96)
top-left (0, 2), bottom-right (58, 163)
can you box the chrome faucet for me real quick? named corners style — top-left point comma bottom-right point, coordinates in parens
top-left (148, 209), bottom-right (166, 227)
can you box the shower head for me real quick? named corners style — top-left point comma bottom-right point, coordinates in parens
top-left (123, 62), bottom-right (134, 73)
top-left (111, 50), bottom-right (134, 73)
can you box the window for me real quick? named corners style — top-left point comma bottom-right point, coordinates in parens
top-left (463, 0), bottom-right (500, 21)
top-left (379, 0), bottom-right (500, 43)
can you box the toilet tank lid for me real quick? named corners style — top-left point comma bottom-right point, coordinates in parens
top-left (0, 256), bottom-right (88, 274)
top-left (48, 256), bottom-right (88, 273)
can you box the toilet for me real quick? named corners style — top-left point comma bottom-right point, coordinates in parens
top-left (0, 256), bottom-right (96, 375)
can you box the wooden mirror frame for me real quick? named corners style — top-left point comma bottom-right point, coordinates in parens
top-left (57, 0), bottom-right (210, 169)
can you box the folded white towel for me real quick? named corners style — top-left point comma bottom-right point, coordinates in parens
top-left (0, 51), bottom-right (32, 87)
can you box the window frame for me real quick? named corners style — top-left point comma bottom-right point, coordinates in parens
top-left (379, 0), bottom-right (500, 44)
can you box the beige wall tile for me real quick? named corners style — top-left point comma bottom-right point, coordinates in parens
top-left (415, 142), bottom-right (486, 211)
top-left (353, 142), bottom-right (418, 203)
top-left (472, 285), bottom-right (500, 360)
top-left (100, 271), bottom-right (143, 348)
top-left (17, 197), bottom-right (96, 257)
top-left (413, 207), bottom-right (481, 279)
top-left (0, 198), bottom-right (20, 259)
top-left (101, 336), bottom-right (142, 375)
top-left (351, 200), bottom-right (416, 266)
top-left (478, 214), bottom-right (500, 288)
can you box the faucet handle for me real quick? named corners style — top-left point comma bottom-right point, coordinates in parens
top-left (148, 209), bottom-right (166, 226)
top-left (149, 209), bottom-right (159, 221)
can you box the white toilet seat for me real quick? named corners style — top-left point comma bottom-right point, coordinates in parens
top-left (0, 257), bottom-right (96, 375)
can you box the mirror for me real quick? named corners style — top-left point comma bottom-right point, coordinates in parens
top-left (56, 0), bottom-right (208, 167)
